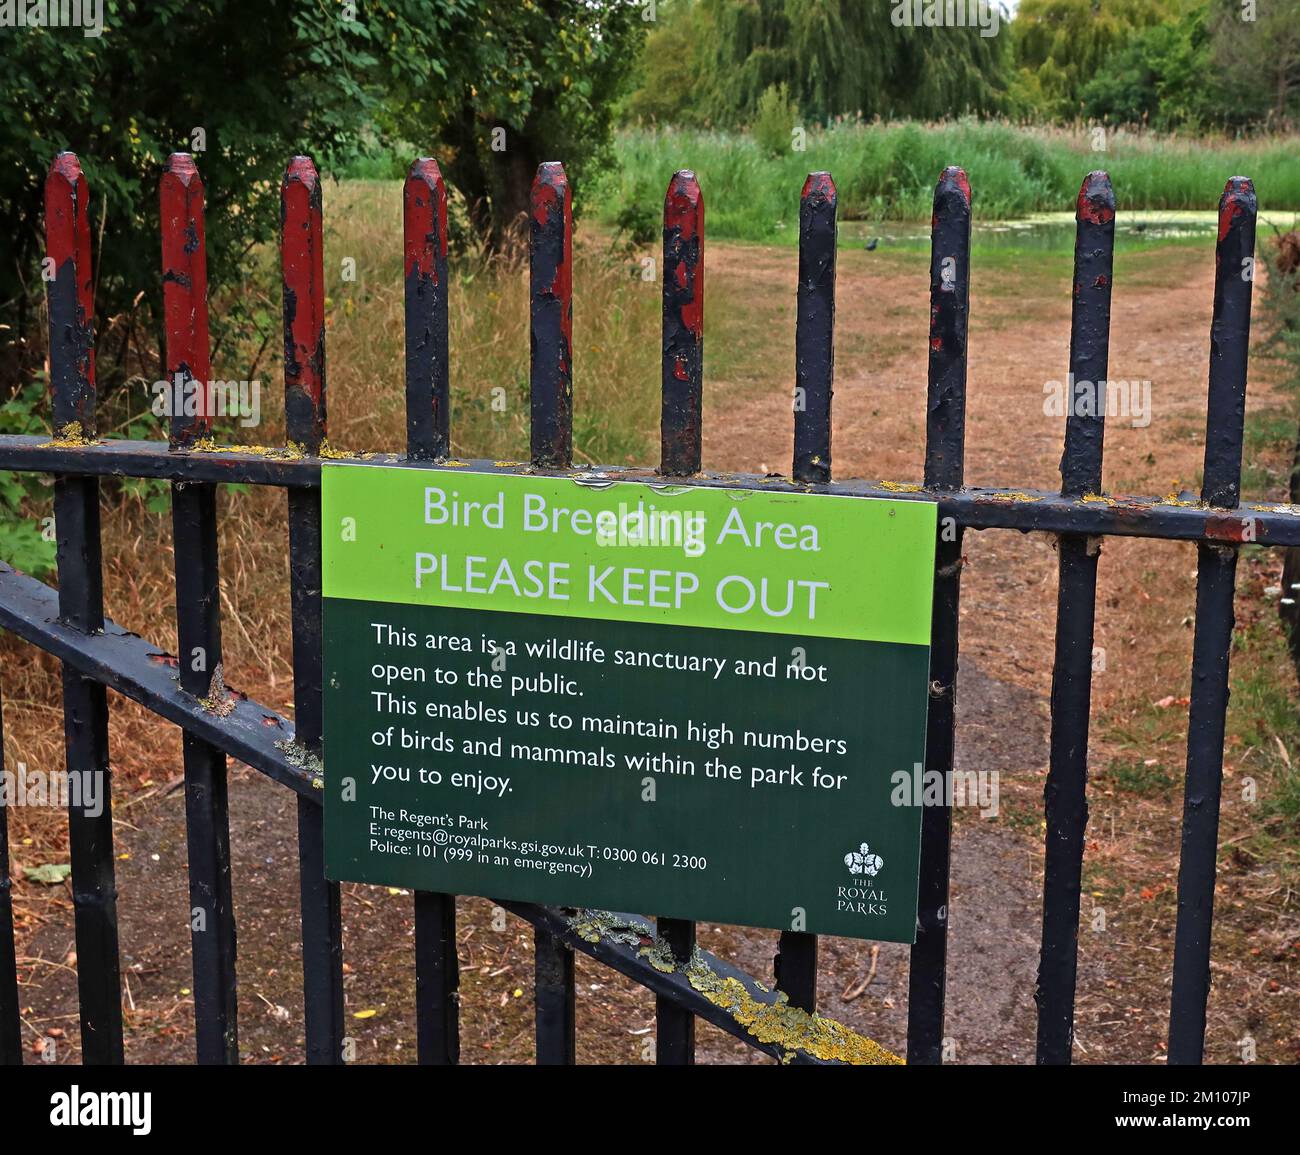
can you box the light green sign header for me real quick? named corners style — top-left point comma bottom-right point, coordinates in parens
top-left (321, 465), bottom-right (936, 645)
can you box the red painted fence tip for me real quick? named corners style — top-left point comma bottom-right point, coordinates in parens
top-left (531, 161), bottom-right (569, 226)
top-left (801, 171), bottom-right (837, 202)
top-left (165, 152), bottom-right (200, 183)
top-left (1076, 171), bottom-right (1115, 226)
top-left (284, 155), bottom-right (319, 189)
top-left (665, 171), bottom-right (702, 242)
top-left (1217, 176), bottom-right (1256, 243)
top-left (407, 156), bottom-right (444, 187)
top-left (936, 166), bottom-right (971, 208)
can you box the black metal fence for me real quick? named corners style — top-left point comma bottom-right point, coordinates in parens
top-left (0, 149), bottom-right (1288, 1065)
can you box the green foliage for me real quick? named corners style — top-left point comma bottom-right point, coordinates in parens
top-left (694, 0), bottom-right (1009, 125)
top-left (753, 83), bottom-right (798, 155)
top-left (380, 1), bottom-right (647, 248)
top-left (1260, 232), bottom-right (1300, 415)
top-left (1208, 0), bottom-right (1300, 127)
top-left (1079, 12), bottom-right (1214, 129)
top-left (1230, 622), bottom-right (1300, 839)
top-left (1012, 0), bottom-right (1180, 120)
top-left (0, 0), bottom-right (648, 431)
top-left (0, 0), bottom-right (475, 388)
top-left (621, 0), bottom-right (714, 126)
top-left (594, 121), bottom-right (1300, 243)
top-left (0, 379), bottom-right (54, 577)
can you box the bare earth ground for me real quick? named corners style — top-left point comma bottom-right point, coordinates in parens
top-left (7, 235), bottom-right (1299, 1064)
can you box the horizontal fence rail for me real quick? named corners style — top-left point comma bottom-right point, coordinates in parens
top-left (0, 149), bottom-right (1283, 1068)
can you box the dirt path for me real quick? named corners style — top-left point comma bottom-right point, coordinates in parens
top-left (10, 235), bottom-right (1297, 1064)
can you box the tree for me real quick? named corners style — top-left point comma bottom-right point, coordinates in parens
top-left (1079, 9), bottom-right (1215, 128)
top-left (621, 0), bottom-right (716, 126)
top-left (0, 0), bottom-right (473, 385)
top-left (0, 0), bottom-right (647, 388)
top-left (697, 0), bottom-right (1009, 126)
top-left (382, 1), bottom-right (647, 250)
top-left (1012, 0), bottom-right (1180, 120)
top-left (1207, 0), bottom-right (1300, 127)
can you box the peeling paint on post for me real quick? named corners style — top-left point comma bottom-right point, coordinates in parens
top-left (529, 161), bottom-right (572, 469)
top-left (281, 154), bottom-right (342, 1062)
top-left (528, 163), bottom-right (578, 1059)
top-left (793, 171), bottom-right (836, 485)
top-left (282, 156), bottom-right (326, 454)
top-left (1036, 170), bottom-right (1115, 1067)
top-left (404, 158), bottom-right (450, 461)
top-left (45, 152), bottom-right (96, 434)
top-left (661, 170), bottom-right (703, 476)
top-left (161, 153), bottom-right (213, 449)
top-left (908, 164), bottom-right (971, 1066)
top-left (44, 152), bottom-right (123, 1065)
top-left (1201, 176), bottom-right (1257, 512)
top-left (924, 166), bottom-right (970, 491)
top-left (1168, 175), bottom-right (1256, 1066)
top-left (1060, 171), bottom-right (1116, 498)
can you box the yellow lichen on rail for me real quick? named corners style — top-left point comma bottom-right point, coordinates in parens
top-left (879, 480), bottom-right (922, 493)
top-left (185, 438), bottom-right (373, 461)
top-left (40, 421), bottom-right (98, 448)
top-left (685, 954), bottom-right (902, 1065)
top-left (566, 910), bottom-right (901, 1064)
top-left (978, 490), bottom-right (1041, 504)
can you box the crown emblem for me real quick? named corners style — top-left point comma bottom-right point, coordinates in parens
top-left (844, 842), bottom-right (883, 877)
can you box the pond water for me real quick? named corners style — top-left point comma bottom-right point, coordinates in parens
top-left (838, 210), bottom-right (1300, 255)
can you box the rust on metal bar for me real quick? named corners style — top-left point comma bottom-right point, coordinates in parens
top-left (529, 161), bottom-right (574, 468)
top-left (661, 170), bottom-right (704, 476)
top-left (281, 156), bottom-right (327, 454)
top-left (161, 153), bottom-right (213, 448)
top-left (404, 157), bottom-right (450, 461)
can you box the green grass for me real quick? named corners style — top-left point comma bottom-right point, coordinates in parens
top-left (592, 121), bottom-right (1300, 245)
top-left (1229, 618), bottom-right (1300, 851)
top-left (1240, 408), bottom-right (1298, 500)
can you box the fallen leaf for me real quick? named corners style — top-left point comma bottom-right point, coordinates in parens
top-left (24, 863), bottom-right (71, 885)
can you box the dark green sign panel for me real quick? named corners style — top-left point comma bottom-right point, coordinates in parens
top-left (322, 465), bottom-right (936, 942)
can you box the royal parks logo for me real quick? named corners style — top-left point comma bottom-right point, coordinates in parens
top-left (837, 841), bottom-right (888, 918)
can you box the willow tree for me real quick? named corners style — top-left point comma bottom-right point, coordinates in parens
top-left (700, 0), bottom-right (1010, 124)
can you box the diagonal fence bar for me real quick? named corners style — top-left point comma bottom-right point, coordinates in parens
top-left (1168, 176), bottom-right (1257, 1065)
top-left (907, 165), bottom-right (971, 1065)
top-left (1035, 171), bottom-right (1116, 1065)
top-left (46, 151), bottom-right (124, 1065)
top-left (282, 155), bottom-right (345, 1064)
top-left (162, 152), bottom-right (239, 1064)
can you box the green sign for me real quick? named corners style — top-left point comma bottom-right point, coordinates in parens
top-left (322, 465), bottom-right (936, 942)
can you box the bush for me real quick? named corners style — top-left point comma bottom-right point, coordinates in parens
top-left (753, 84), bottom-right (799, 157)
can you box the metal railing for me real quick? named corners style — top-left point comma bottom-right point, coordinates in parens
top-left (0, 149), bottom-right (1285, 1066)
